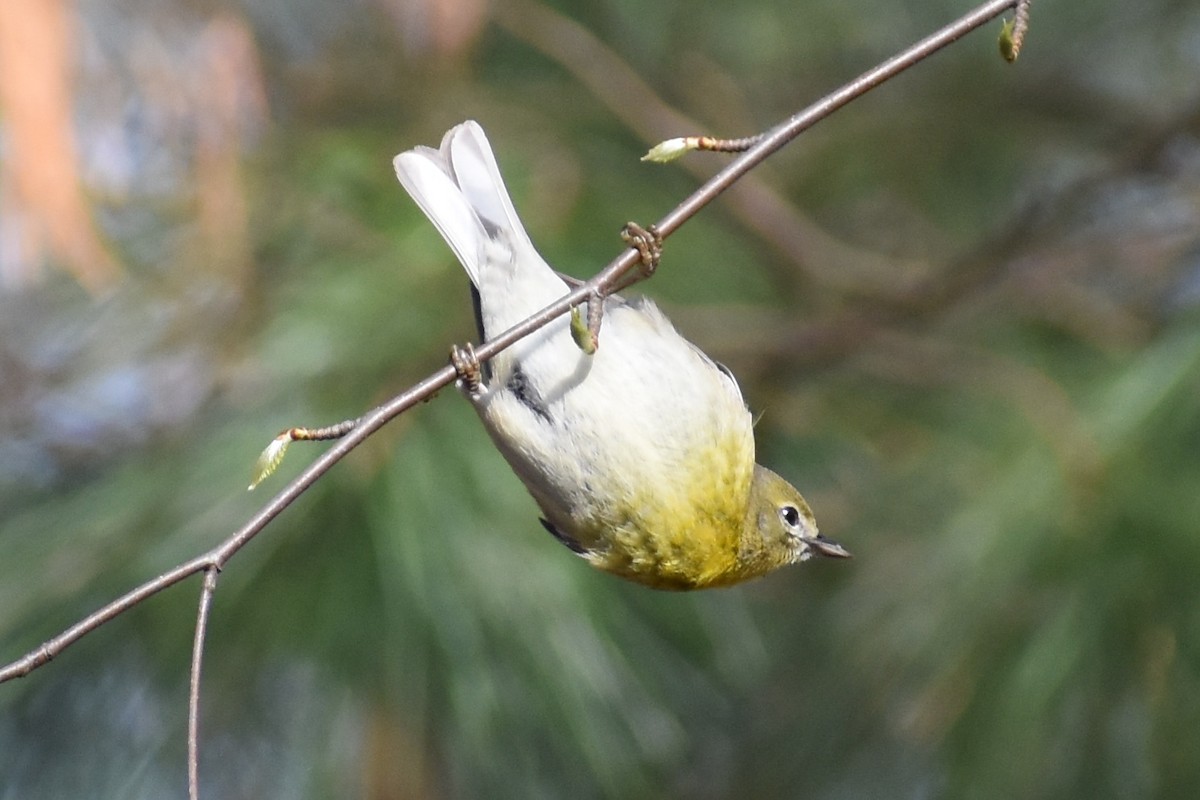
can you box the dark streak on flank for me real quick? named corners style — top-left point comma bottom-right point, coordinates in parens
top-left (540, 518), bottom-right (587, 554)
top-left (507, 364), bottom-right (552, 423)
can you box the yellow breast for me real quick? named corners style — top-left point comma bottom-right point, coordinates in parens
top-left (579, 421), bottom-right (757, 590)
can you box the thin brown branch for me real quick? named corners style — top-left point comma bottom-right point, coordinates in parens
top-left (0, 0), bottom-right (1020, 688)
top-left (653, 0), bottom-right (1019, 239)
top-left (0, 555), bottom-right (213, 682)
top-left (188, 568), bottom-right (220, 800)
top-left (496, 0), bottom-right (1020, 298)
top-left (495, 0), bottom-right (908, 295)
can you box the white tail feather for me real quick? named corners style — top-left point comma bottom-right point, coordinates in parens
top-left (392, 121), bottom-right (566, 336)
top-left (393, 121), bottom-right (538, 287)
top-left (394, 145), bottom-right (486, 285)
top-left (446, 123), bottom-right (535, 256)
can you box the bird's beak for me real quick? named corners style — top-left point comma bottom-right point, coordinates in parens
top-left (805, 534), bottom-right (852, 559)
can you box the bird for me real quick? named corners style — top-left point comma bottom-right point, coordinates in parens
top-left (392, 120), bottom-right (849, 590)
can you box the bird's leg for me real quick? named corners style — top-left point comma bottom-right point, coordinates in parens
top-left (570, 291), bottom-right (604, 355)
top-left (450, 342), bottom-right (485, 399)
top-left (570, 222), bottom-right (664, 354)
top-left (586, 289), bottom-right (604, 343)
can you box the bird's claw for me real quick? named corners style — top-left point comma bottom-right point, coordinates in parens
top-left (621, 221), bottom-right (663, 278)
top-left (450, 343), bottom-right (484, 398)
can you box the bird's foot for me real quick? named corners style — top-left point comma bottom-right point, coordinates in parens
top-left (620, 221), bottom-right (663, 278)
top-left (450, 342), bottom-right (484, 398)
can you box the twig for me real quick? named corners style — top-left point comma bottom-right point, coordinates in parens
top-left (654, 0), bottom-right (1019, 237)
top-left (0, 0), bottom-right (1029, 790)
top-left (0, 0), bottom-right (1022, 692)
top-left (0, 555), bottom-right (214, 681)
top-left (0, 259), bottom-right (647, 688)
top-left (496, 0), bottom-right (1020, 297)
top-left (642, 135), bottom-right (762, 162)
top-left (188, 568), bottom-right (220, 800)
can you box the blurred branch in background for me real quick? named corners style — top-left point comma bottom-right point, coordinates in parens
top-left (191, 12), bottom-right (269, 291)
top-left (0, 0), bottom-right (120, 292)
top-left (0, 3), bottom-right (269, 488)
top-left (377, 0), bottom-right (490, 57)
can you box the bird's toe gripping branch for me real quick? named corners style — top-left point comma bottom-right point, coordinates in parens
top-left (621, 221), bottom-right (663, 278)
top-left (450, 342), bottom-right (485, 398)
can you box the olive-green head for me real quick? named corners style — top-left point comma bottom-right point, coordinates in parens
top-left (740, 465), bottom-right (850, 575)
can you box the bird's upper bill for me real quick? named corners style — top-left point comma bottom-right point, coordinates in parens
top-left (801, 534), bottom-right (852, 561)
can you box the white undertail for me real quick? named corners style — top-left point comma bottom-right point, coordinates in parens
top-left (392, 121), bottom-right (567, 338)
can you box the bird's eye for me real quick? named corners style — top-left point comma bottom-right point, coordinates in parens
top-left (779, 504), bottom-right (801, 529)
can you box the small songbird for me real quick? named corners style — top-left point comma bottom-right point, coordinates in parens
top-left (393, 121), bottom-right (849, 590)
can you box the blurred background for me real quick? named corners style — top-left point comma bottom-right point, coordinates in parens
top-left (1, 0), bottom-right (1199, 797)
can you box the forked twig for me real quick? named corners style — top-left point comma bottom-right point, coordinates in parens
top-left (0, 0), bottom-right (1028, 788)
